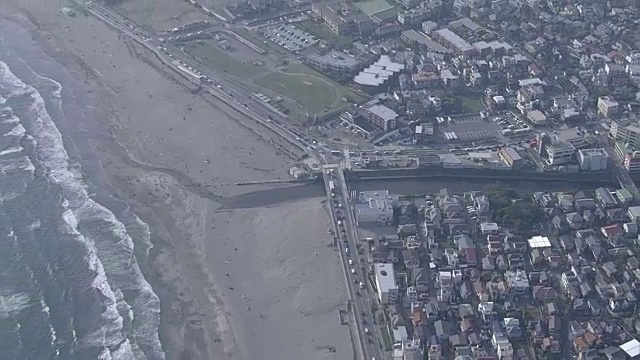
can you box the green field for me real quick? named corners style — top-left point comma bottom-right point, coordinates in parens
top-left (354, 0), bottom-right (394, 16)
top-left (182, 41), bottom-right (263, 78)
top-left (254, 71), bottom-right (337, 113)
top-left (254, 63), bottom-right (365, 116)
top-left (459, 95), bottom-right (485, 113)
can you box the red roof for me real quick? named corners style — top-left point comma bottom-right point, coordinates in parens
top-left (464, 248), bottom-right (477, 264)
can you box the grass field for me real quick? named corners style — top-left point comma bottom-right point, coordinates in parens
top-left (254, 71), bottom-right (337, 113)
top-left (254, 63), bottom-right (365, 116)
top-left (459, 95), bottom-right (485, 113)
top-left (182, 40), bottom-right (264, 78)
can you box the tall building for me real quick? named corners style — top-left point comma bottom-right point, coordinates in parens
top-left (609, 121), bottom-right (640, 151)
top-left (597, 96), bottom-right (619, 117)
top-left (615, 142), bottom-right (640, 172)
top-left (577, 148), bottom-right (609, 171)
top-left (536, 132), bottom-right (550, 157)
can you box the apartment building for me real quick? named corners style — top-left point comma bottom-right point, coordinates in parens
top-left (311, 2), bottom-right (374, 36)
top-left (432, 28), bottom-right (475, 57)
top-left (609, 121), bottom-right (640, 151)
top-left (597, 96), bottom-right (619, 117)
top-left (498, 147), bottom-right (524, 169)
top-left (577, 148), bottom-right (609, 171)
top-left (615, 142), bottom-right (640, 172)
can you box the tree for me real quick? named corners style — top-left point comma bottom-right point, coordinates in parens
top-left (484, 185), bottom-right (545, 232)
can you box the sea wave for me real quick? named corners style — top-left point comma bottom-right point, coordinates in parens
top-left (0, 60), bottom-right (164, 359)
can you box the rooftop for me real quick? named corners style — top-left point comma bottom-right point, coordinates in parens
top-left (401, 29), bottom-right (450, 53)
top-left (375, 263), bottom-right (397, 293)
top-left (367, 104), bottom-right (399, 121)
top-left (528, 235), bottom-right (551, 248)
top-left (434, 28), bottom-right (473, 52)
top-left (620, 339), bottom-right (640, 358)
top-left (306, 50), bottom-right (360, 68)
top-left (354, 55), bottom-right (404, 86)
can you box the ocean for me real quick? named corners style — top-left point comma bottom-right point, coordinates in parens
top-left (0, 22), bottom-right (165, 360)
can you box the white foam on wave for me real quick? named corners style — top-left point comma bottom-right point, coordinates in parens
top-left (0, 61), bottom-right (164, 359)
top-left (0, 291), bottom-right (31, 319)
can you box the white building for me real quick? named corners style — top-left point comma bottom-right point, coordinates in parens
top-left (610, 121), bottom-right (640, 150)
top-left (526, 110), bottom-right (547, 125)
top-left (356, 190), bottom-right (397, 225)
top-left (406, 286), bottom-right (418, 303)
top-left (597, 96), bottom-right (619, 117)
top-left (578, 148), bottom-right (609, 171)
top-left (374, 263), bottom-right (399, 304)
top-left (354, 55), bottom-right (404, 90)
top-left (480, 222), bottom-right (500, 235)
top-left (545, 141), bottom-right (575, 165)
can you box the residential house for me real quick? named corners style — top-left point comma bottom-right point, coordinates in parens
top-left (533, 286), bottom-right (557, 303)
top-left (595, 187), bottom-right (617, 208)
top-left (566, 212), bottom-right (584, 229)
top-left (503, 318), bottom-right (523, 339)
top-left (434, 320), bottom-right (453, 341)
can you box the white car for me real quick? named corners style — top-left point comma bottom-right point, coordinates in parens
top-left (348, 259), bottom-right (353, 265)
top-left (350, 268), bottom-right (355, 274)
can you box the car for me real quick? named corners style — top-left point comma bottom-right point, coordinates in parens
top-left (348, 259), bottom-right (353, 265)
top-left (350, 268), bottom-right (355, 274)
top-left (359, 282), bottom-right (364, 289)
top-left (364, 328), bottom-right (369, 334)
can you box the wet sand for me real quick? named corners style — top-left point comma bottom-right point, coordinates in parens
top-left (0, 1), bottom-right (351, 359)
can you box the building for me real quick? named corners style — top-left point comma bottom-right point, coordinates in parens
top-left (311, 3), bottom-right (374, 36)
top-left (577, 148), bottom-right (609, 171)
top-left (397, 8), bottom-right (430, 26)
top-left (609, 121), bottom-right (640, 150)
top-left (422, 20), bottom-right (438, 34)
top-left (355, 190), bottom-right (397, 224)
top-left (545, 141), bottom-right (575, 165)
top-left (374, 263), bottom-right (399, 304)
top-left (411, 72), bottom-right (440, 89)
top-left (605, 63), bottom-right (628, 86)
top-left (615, 142), bottom-right (640, 172)
top-left (597, 96), bottom-right (619, 117)
top-left (498, 147), bottom-right (524, 168)
top-left (526, 110), bottom-right (548, 125)
top-left (354, 55), bottom-right (404, 91)
top-left (400, 30), bottom-right (450, 54)
top-left (473, 40), bottom-right (513, 58)
top-left (305, 51), bottom-right (373, 81)
top-left (528, 235), bottom-right (551, 249)
top-left (431, 28), bottom-right (475, 57)
top-left (363, 104), bottom-right (399, 132)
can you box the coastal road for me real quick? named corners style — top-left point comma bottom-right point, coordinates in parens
top-left (323, 165), bottom-right (385, 360)
top-left (82, 2), bottom-right (327, 165)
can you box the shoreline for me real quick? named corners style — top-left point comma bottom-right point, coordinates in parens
top-left (0, 2), bottom-right (353, 359)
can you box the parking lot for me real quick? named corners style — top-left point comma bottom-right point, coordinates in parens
top-left (260, 24), bottom-right (318, 52)
top-left (491, 111), bottom-right (531, 132)
top-left (437, 114), bottom-right (503, 143)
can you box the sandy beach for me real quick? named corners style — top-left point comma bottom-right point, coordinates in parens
top-left (0, 1), bottom-right (351, 359)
